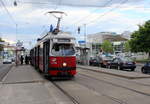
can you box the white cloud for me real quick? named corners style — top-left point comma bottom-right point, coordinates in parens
top-left (0, 0), bottom-right (150, 49)
top-left (1, 32), bottom-right (39, 48)
top-left (26, 0), bottom-right (144, 7)
top-left (90, 11), bottom-right (145, 33)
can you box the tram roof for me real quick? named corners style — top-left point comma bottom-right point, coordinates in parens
top-left (35, 31), bottom-right (75, 46)
top-left (51, 32), bottom-right (75, 39)
top-left (41, 31), bottom-right (75, 40)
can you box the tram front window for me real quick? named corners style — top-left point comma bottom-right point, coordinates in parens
top-left (51, 43), bottom-right (75, 56)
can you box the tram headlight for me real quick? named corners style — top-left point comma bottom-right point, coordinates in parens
top-left (51, 58), bottom-right (57, 64)
top-left (52, 58), bottom-right (56, 62)
top-left (63, 62), bottom-right (67, 67)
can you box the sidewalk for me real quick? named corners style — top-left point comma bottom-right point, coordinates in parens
top-left (77, 65), bottom-right (150, 79)
top-left (2, 65), bottom-right (44, 84)
top-left (0, 65), bottom-right (74, 104)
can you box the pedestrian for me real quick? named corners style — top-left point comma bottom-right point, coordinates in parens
top-left (20, 55), bottom-right (24, 65)
top-left (28, 56), bottom-right (31, 65)
top-left (25, 55), bottom-right (29, 64)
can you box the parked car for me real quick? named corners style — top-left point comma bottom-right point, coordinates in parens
top-left (108, 57), bottom-right (136, 71)
top-left (141, 62), bottom-right (150, 74)
top-left (99, 55), bottom-right (113, 68)
top-left (3, 58), bottom-right (12, 64)
top-left (89, 57), bottom-right (100, 66)
top-left (11, 56), bottom-right (15, 62)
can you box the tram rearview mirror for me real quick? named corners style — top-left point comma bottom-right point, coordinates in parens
top-left (55, 45), bottom-right (59, 51)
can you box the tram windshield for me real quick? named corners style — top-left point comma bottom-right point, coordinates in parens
top-left (51, 43), bottom-right (75, 56)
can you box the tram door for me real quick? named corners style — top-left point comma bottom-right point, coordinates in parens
top-left (37, 46), bottom-right (40, 68)
top-left (34, 47), bottom-right (36, 67)
top-left (43, 40), bottom-right (50, 73)
top-left (35, 47), bottom-right (39, 68)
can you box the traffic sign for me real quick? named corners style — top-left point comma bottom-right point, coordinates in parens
top-left (16, 41), bottom-right (23, 47)
top-left (0, 42), bottom-right (5, 45)
top-left (78, 40), bottom-right (85, 44)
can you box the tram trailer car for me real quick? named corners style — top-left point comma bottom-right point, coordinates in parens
top-left (30, 31), bottom-right (76, 77)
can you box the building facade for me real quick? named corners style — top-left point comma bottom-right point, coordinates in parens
top-left (87, 32), bottom-right (128, 57)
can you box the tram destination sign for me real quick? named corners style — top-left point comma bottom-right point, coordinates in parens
top-left (58, 39), bottom-right (70, 42)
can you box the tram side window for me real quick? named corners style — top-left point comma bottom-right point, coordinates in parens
top-left (51, 43), bottom-right (75, 56)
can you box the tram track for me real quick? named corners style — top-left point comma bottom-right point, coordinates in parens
top-left (2, 80), bottom-right (46, 84)
top-left (73, 75), bottom-right (128, 104)
top-left (50, 79), bottom-right (125, 104)
top-left (47, 67), bottom-right (150, 104)
top-left (78, 67), bottom-right (150, 87)
top-left (51, 81), bottom-right (80, 104)
top-left (34, 69), bottom-right (128, 104)
top-left (78, 72), bottom-right (150, 97)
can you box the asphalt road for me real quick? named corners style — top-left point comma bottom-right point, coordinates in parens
top-left (0, 62), bottom-right (12, 81)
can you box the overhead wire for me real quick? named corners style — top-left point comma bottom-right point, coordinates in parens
top-left (68, 0), bottom-right (114, 27)
top-left (16, 0), bottom-right (50, 5)
top-left (15, 0), bottom-right (62, 7)
top-left (0, 0), bottom-right (17, 25)
top-left (54, 0), bottom-right (62, 10)
top-left (14, 0), bottom-right (149, 9)
top-left (86, 0), bottom-right (129, 26)
top-left (67, 0), bottom-right (129, 33)
top-left (65, 0), bottom-right (129, 32)
top-left (65, 0), bottom-right (128, 34)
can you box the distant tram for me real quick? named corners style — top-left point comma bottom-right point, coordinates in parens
top-left (30, 31), bottom-right (76, 77)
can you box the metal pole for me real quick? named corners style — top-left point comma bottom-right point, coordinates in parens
top-left (56, 17), bottom-right (61, 30)
top-left (95, 41), bottom-right (97, 56)
top-left (15, 24), bottom-right (18, 66)
top-left (84, 24), bottom-right (89, 65)
top-left (84, 24), bottom-right (86, 47)
top-left (16, 24), bottom-right (18, 36)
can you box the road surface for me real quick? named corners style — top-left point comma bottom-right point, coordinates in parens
top-left (0, 62), bottom-right (12, 81)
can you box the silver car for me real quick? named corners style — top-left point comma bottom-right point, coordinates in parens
top-left (3, 58), bottom-right (12, 64)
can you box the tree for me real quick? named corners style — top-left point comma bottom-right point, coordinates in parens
top-left (0, 38), bottom-right (4, 51)
top-left (129, 20), bottom-right (150, 59)
top-left (101, 40), bottom-right (113, 53)
top-left (124, 41), bottom-right (130, 52)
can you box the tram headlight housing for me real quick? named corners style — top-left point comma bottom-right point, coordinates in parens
top-left (51, 58), bottom-right (57, 64)
top-left (63, 62), bottom-right (67, 67)
top-left (71, 39), bottom-right (75, 43)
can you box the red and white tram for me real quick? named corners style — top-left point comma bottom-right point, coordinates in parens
top-left (30, 31), bottom-right (76, 77)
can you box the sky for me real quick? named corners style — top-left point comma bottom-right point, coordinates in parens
top-left (0, 0), bottom-right (150, 49)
